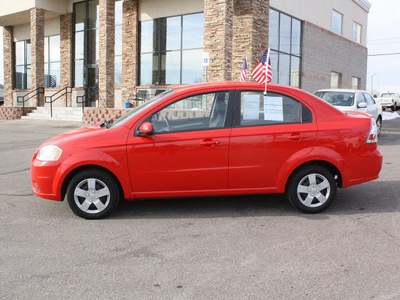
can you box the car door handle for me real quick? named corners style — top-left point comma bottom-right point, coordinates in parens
top-left (287, 133), bottom-right (307, 141)
top-left (199, 140), bottom-right (220, 146)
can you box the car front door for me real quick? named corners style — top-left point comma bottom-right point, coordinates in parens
top-left (228, 90), bottom-right (317, 190)
top-left (127, 91), bottom-right (233, 196)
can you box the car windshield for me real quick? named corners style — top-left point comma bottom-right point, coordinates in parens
top-left (314, 91), bottom-right (355, 107)
top-left (107, 89), bottom-right (175, 128)
top-left (381, 93), bottom-right (396, 98)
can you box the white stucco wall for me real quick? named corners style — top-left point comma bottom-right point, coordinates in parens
top-left (270, 0), bottom-right (369, 46)
top-left (139, 0), bottom-right (204, 20)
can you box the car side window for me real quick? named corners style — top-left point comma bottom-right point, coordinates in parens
top-left (239, 91), bottom-right (311, 126)
top-left (150, 92), bottom-right (229, 134)
top-left (357, 92), bottom-right (366, 105)
top-left (363, 93), bottom-right (376, 105)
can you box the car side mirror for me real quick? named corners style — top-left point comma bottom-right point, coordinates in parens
top-left (373, 94), bottom-right (377, 98)
top-left (138, 122), bottom-right (154, 136)
top-left (358, 102), bottom-right (368, 108)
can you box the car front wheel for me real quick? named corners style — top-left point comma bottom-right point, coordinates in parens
top-left (286, 165), bottom-right (337, 213)
top-left (67, 169), bottom-right (120, 219)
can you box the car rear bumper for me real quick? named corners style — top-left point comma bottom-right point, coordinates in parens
top-left (343, 148), bottom-right (383, 188)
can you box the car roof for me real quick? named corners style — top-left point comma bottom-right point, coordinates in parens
top-left (314, 89), bottom-right (361, 93)
top-left (172, 82), bottom-right (301, 93)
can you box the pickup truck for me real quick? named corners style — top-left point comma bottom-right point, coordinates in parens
top-left (374, 92), bottom-right (400, 111)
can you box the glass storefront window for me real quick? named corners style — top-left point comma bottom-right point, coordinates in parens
top-left (140, 12), bottom-right (204, 86)
top-left (279, 14), bottom-right (291, 54)
top-left (44, 35), bottom-right (61, 88)
top-left (182, 13), bottom-right (203, 49)
top-left (15, 40), bottom-right (31, 90)
top-left (182, 49), bottom-right (203, 84)
top-left (73, 0), bottom-right (99, 89)
top-left (167, 17), bottom-right (181, 51)
top-left (269, 8), bottom-right (302, 88)
top-left (269, 10), bottom-right (279, 50)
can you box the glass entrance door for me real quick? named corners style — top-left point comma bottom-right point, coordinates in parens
top-left (86, 64), bottom-right (99, 104)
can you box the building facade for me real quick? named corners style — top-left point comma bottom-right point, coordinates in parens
top-left (0, 0), bottom-right (369, 111)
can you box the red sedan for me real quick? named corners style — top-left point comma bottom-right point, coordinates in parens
top-left (31, 82), bottom-right (382, 219)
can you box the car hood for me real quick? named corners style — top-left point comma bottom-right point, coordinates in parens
top-left (41, 124), bottom-right (111, 149)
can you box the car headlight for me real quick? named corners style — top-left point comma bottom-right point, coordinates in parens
top-left (36, 145), bottom-right (63, 161)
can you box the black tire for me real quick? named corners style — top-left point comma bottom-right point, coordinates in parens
top-left (67, 169), bottom-right (120, 219)
top-left (286, 165), bottom-right (337, 213)
top-left (376, 116), bottom-right (382, 136)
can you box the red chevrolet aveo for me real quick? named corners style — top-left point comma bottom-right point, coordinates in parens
top-left (31, 82), bottom-right (382, 219)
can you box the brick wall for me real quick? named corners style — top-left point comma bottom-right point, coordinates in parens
top-left (0, 107), bottom-right (36, 120)
top-left (82, 108), bottom-right (131, 124)
top-left (60, 13), bottom-right (73, 106)
top-left (301, 21), bottom-right (368, 93)
top-left (99, 0), bottom-right (115, 108)
top-left (232, 0), bottom-right (269, 81)
top-left (3, 26), bottom-right (14, 107)
top-left (30, 8), bottom-right (45, 107)
top-left (204, 0), bottom-right (234, 82)
top-left (122, 0), bottom-right (139, 101)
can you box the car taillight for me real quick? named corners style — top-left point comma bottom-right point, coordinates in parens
top-left (366, 118), bottom-right (378, 144)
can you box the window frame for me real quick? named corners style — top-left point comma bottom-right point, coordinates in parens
top-left (332, 10), bottom-right (343, 35)
top-left (353, 22), bottom-right (362, 43)
top-left (232, 90), bottom-right (313, 128)
top-left (268, 8), bottom-right (302, 88)
top-left (139, 12), bottom-right (204, 86)
top-left (44, 35), bottom-right (61, 89)
top-left (115, 0), bottom-right (123, 87)
top-left (331, 71), bottom-right (342, 89)
top-left (137, 90), bottom-right (235, 135)
top-left (14, 40), bottom-right (31, 90)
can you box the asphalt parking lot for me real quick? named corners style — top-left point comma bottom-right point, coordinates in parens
top-left (1, 115), bottom-right (400, 299)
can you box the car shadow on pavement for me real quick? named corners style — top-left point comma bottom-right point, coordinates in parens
top-left (110, 180), bottom-right (399, 220)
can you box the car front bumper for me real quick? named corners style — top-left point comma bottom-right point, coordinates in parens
top-left (31, 159), bottom-right (63, 201)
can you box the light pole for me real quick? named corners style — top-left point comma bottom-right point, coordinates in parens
top-left (370, 73), bottom-right (377, 95)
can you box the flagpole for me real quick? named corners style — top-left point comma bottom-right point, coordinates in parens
top-left (264, 49), bottom-right (270, 95)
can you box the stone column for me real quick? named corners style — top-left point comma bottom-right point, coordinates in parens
top-left (3, 26), bottom-right (14, 107)
top-left (60, 13), bottom-right (73, 106)
top-left (204, 0), bottom-right (234, 82)
top-left (98, 0), bottom-right (115, 108)
top-left (30, 8), bottom-right (45, 106)
top-left (122, 0), bottom-right (139, 101)
top-left (232, 0), bottom-right (269, 82)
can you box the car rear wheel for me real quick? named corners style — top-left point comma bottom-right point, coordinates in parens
top-left (376, 117), bottom-right (382, 136)
top-left (286, 165), bottom-right (337, 213)
top-left (67, 169), bottom-right (120, 219)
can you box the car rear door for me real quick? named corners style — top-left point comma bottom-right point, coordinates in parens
top-left (363, 92), bottom-right (379, 120)
top-left (228, 90), bottom-right (317, 190)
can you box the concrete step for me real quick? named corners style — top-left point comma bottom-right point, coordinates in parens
top-left (22, 107), bottom-right (83, 121)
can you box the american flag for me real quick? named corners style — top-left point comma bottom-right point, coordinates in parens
top-left (251, 49), bottom-right (272, 84)
top-left (240, 57), bottom-right (247, 82)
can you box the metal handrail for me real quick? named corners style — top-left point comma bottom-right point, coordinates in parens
top-left (44, 86), bottom-right (72, 117)
top-left (76, 88), bottom-right (99, 113)
top-left (76, 94), bottom-right (87, 113)
top-left (17, 87), bottom-right (44, 116)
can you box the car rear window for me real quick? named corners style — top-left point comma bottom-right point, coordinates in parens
top-left (314, 91), bottom-right (355, 107)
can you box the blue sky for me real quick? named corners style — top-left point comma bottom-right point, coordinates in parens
top-left (0, 0), bottom-right (399, 93)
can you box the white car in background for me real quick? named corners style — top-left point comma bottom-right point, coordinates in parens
top-left (374, 92), bottom-right (400, 111)
top-left (313, 89), bottom-right (383, 135)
